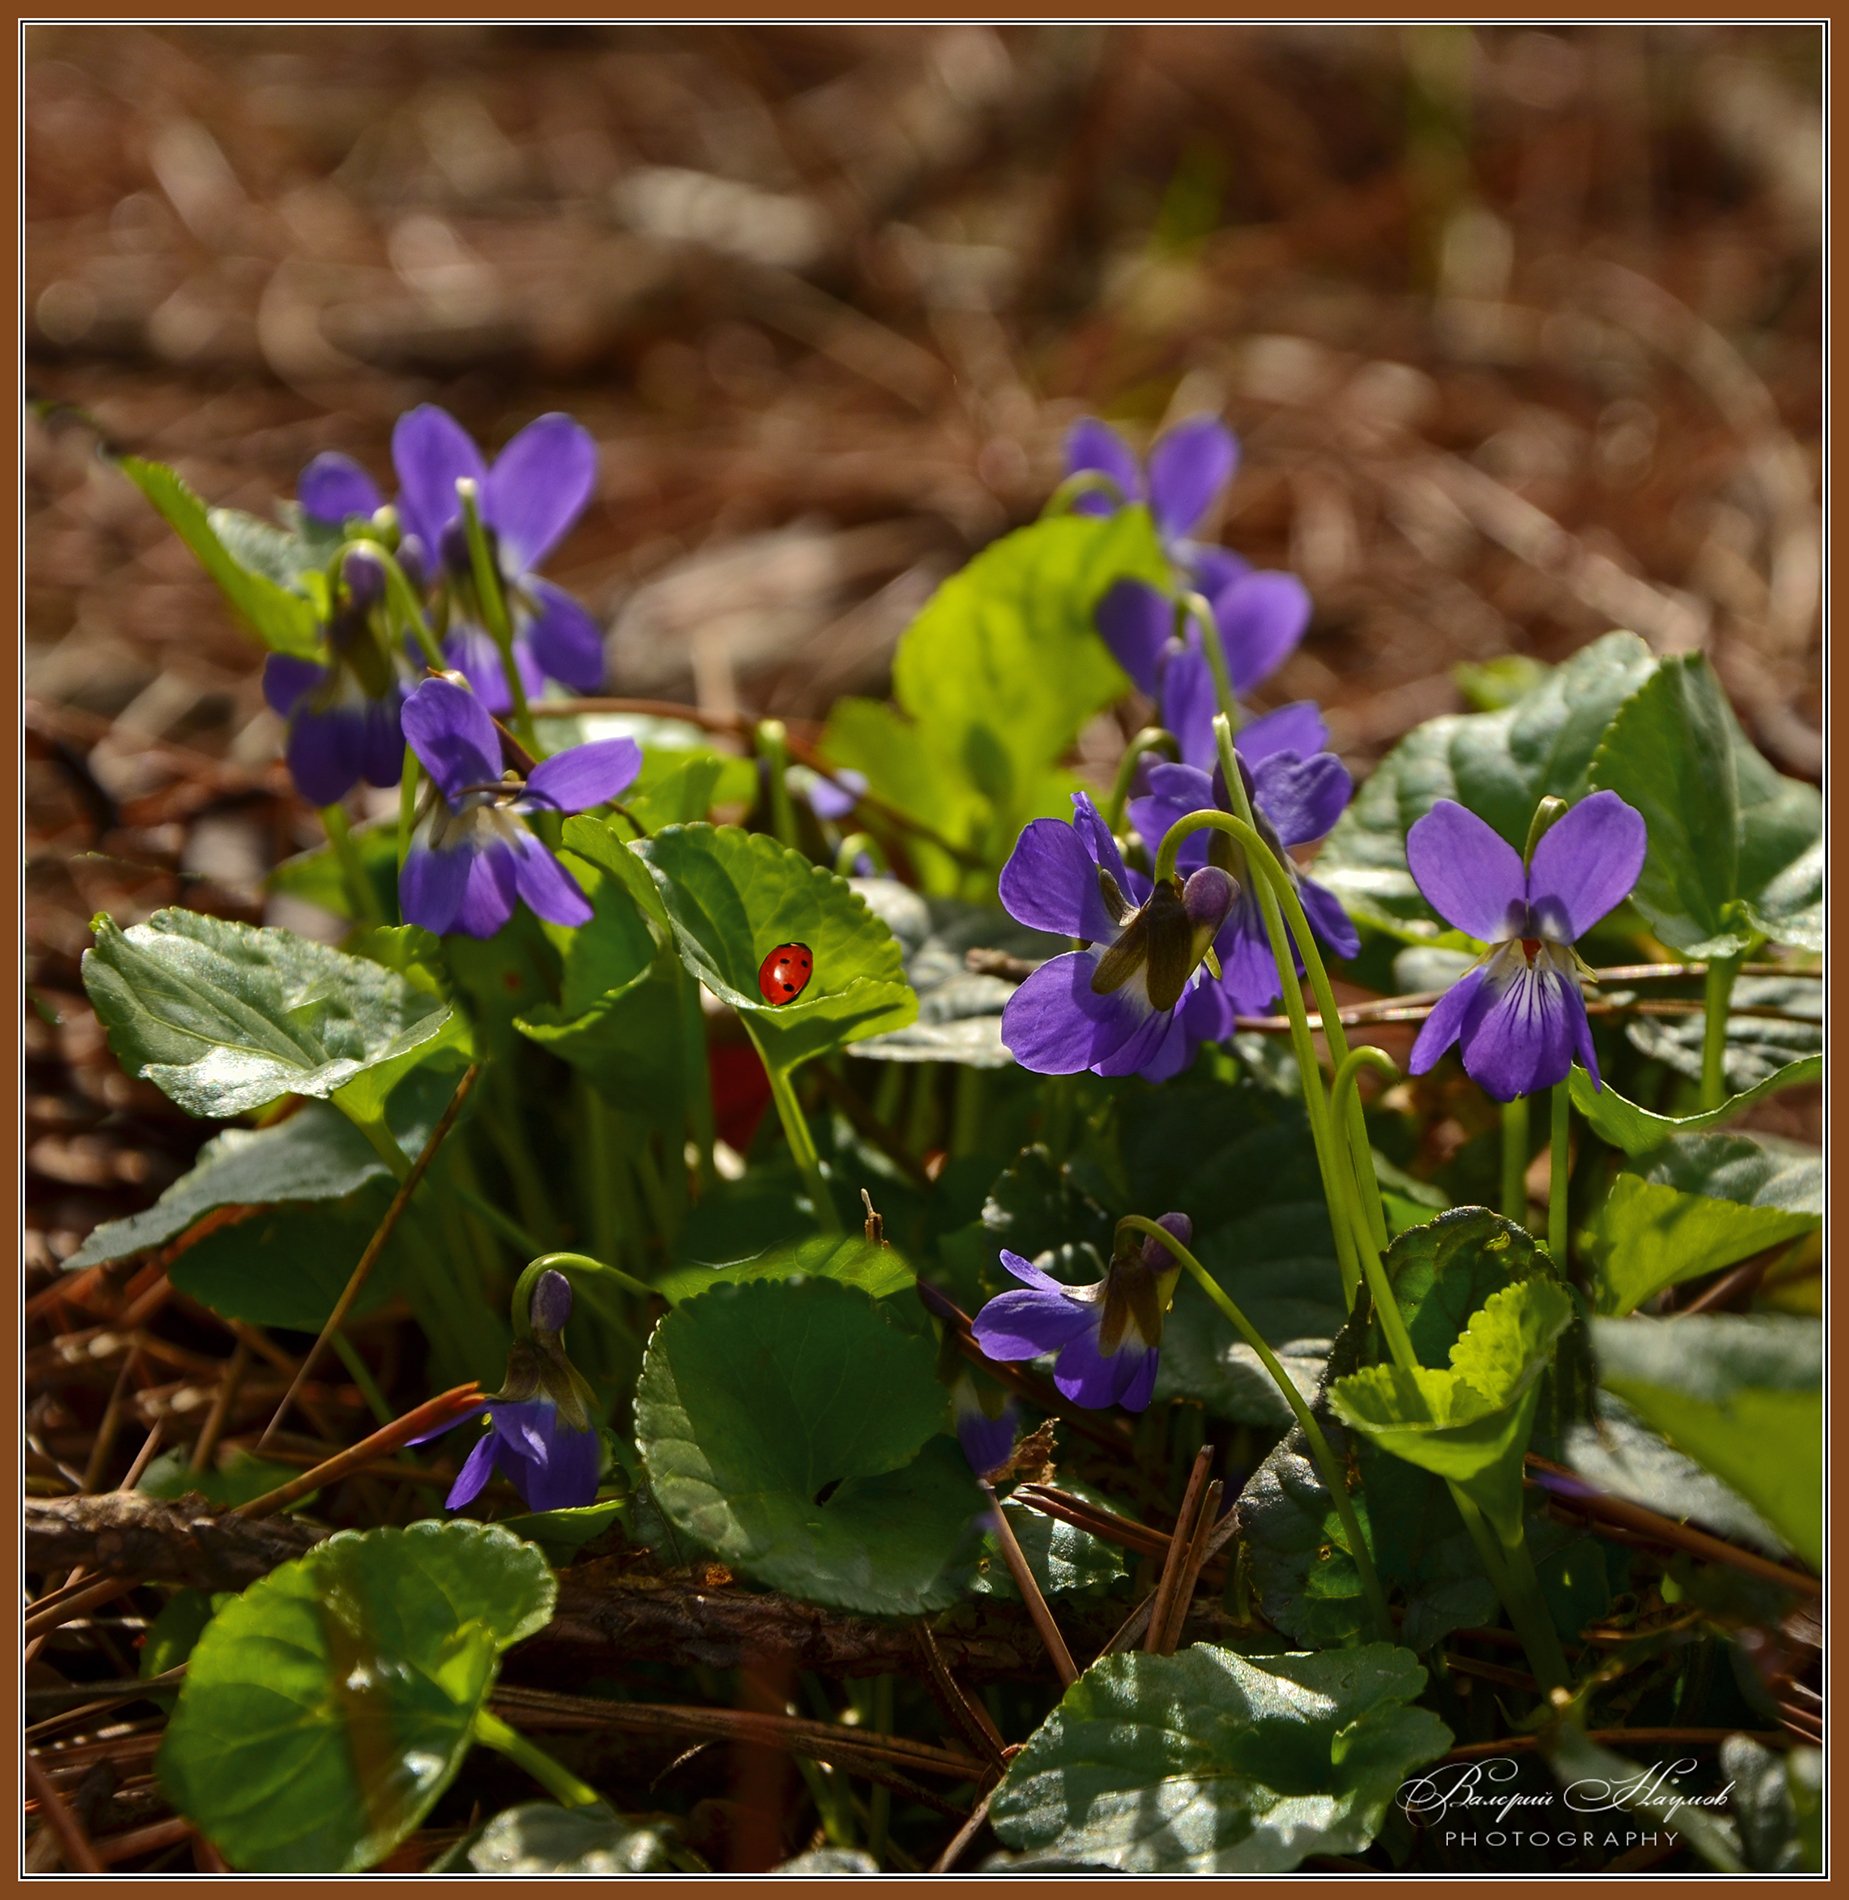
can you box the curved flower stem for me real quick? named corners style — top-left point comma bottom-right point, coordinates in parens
top-left (1041, 468), bottom-right (1127, 516)
top-left (1102, 726), bottom-right (1180, 835)
top-left (1329, 1049), bottom-right (1420, 1374)
top-left (335, 535), bottom-right (448, 673)
top-left (1151, 781), bottom-right (1367, 1307)
top-left (1548, 1082), bottom-right (1572, 1269)
top-left (833, 831), bottom-right (889, 877)
top-left (395, 748), bottom-right (420, 902)
top-left (457, 478), bottom-right (539, 756)
top-left (473, 1709), bottom-right (603, 1808)
top-left (1501, 1092), bottom-right (1530, 1223)
top-left (1449, 1491), bottom-right (1570, 1693)
top-left (319, 802), bottom-right (380, 925)
top-left (1119, 1214), bottom-right (1392, 1644)
top-left (756, 720), bottom-right (800, 850)
top-left (511, 1251), bottom-right (658, 1331)
top-left (750, 1033), bottom-right (841, 1234)
top-left (1699, 952), bottom-right (1742, 1112)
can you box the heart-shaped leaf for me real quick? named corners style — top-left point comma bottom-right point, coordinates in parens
top-left (638, 824), bottom-right (915, 1072)
top-left (1592, 1313), bottom-right (1820, 1569)
top-left (83, 909), bottom-right (453, 1121)
top-left (449, 1804), bottom-right (682, 1874)
top-left (158, 1521), bottom-right (554, 1872)
top-left (1331, 1275), bottom-right (1574, 1538)
top-left (656, 1232), bottom-right (914, 1305)
top-left (988, 1644), bottom-right (1451, 1873)
top-left (1568, 1052), bottom-right (1820, 1156)
top-left (634, 1277), bottom-right (979, 1613)
top-left (121, 456), bottom-right (324, 660)
top-left (1317, 631), bottom-right (1660, 935)
top-left (1587, 1132), bottom-right (1821, 1316)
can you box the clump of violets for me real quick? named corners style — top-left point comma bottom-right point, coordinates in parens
top-left (414, 1268), bottom-right (602, 1513)
top-left (999, 791), bottom-right (1235, 1080)
top-left (1128, 709), bottom-right (1360, 1014)
top-left (399, 676), bottom-right (640, 938)
top-left (393, 405), bottom-right (606, 713)
top-left (1406, 791), bottom-right (1648, 1100)
top-left (263, 547), bottom-right (411, 807)
top-left (972, 1214), bottom-right (1192, 1412)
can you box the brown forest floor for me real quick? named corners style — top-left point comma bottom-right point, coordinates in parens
top-left (21, 22), bottom-right (1823, 1869)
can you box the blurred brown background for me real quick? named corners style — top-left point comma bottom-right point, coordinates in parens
top-left (24, 22), bottom-right (1822, 1262)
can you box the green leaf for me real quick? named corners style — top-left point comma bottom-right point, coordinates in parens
top-left (1563, 1393), bottom-right (1786, 1558)
top-left (158, 1521), bottom-right (554, 1872)
top-left (891, 509), bottom-right (1163, 803)
top-left (139, 1448), bottom-right (307, 1511)
top-left (1568, 1053), bottom-right (1820, 1156)
top-left (818, 698), bottom-right (987, 894)
top-left (1589, 654), bottom-right (1823, 955)
top-left (988, 1644), bottom-right (1451, 1873)
top-left (971, 1484), bottom-right (1129, 1600)
top-left (634, 1278), bottom-right (979, 1613)
top-left (846, 880), bottom-right (1059, 1066)
top-left (1622, 972), bottom-right (1820, 1093)
top-left (1542, 1726), bottom-right (1743, 1872)
top-left (1586, 1132), bottom-right (1821, 1317)
top-left (1592, 1313), bottom-right (1820, 1569)
top-left (656, 1232), bottom-right (914, 1305)
top-left (776, 1847), bottom-right (880, 1874)
top-left (1331, 1276), bottom-right (1573, 1539)
top-left (83, 909), bottom-right (453, 1120)
top-left (639, 824), bottom-right (915, 1072)
top-left (1723, 1737), bottom-right (1822, 1873)
top-left (120, 456), bottom-right (323, 660)
top-left (454, 1804), bottom-right (681, 1874)
top-left (495, 1498), bottom-right (629, 1563)
top-left (1588, 656), bottom-right (1744, 956)
top-left (1318, 631), bottom-right (1661, 934)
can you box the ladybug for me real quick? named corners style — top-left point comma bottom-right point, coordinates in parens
top-left (757, 941), bottom-right (814, 1005)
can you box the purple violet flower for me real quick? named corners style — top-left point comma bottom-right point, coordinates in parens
top-left (413, 1268), bottom-right (602, 1513)
top-left (951, 1374), bottom-right (1020, 1479)
top-left (1405, 792), bottom-right (1647, 1101)
top-left (298, 450), bottom-right (387, 531)
top-left (262, 548), bottom-right (410, 807)
top-left (1065, 415), bottom-right (1242, 588)
top-left (998, 792), bottom-right (1236, 1080)
top-left (1128, 709), bottom-right (1360, 1015)
top-left (972, 1214), bottom-right (1192, 1412)
top-left (399, 677), bottom-right (640, 938)
top-left (391, 405), bottom-right (605, 713)
top-left (1097, 571), bottom-right (1313, 767)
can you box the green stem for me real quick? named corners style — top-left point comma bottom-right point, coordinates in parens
top-left (1699, 953), bottom-right (1742, 1112)
top-left (1450, 1490), bottom-right (1569, 1693)
top-left (751, 1035), bottom-right (840, 1233)
top-left (1154, 762), bottom-right (1362, 1306)
top-left (395, 750), bottom-right (420, 904)
top-left (1501, 1092), bottom-right (1530, 1223)
top-left (457, 479), bottom-right (538, 754)
top-left (1182, 592), bottom-right (1240, 735)
top-left (1328, 1048), bottom-right (1419, 1370)
top-left (472, 1709), bottom-right (602, 1809)
top-left (1102, 726), bottom-right (1180, 834)
top-left (512, 1250), bottom-right (657, 1326)
top-left (1042, 468), bottom-right (1129, 516)
top-left (320, 803), bottom-right (380, 926)
top-left (338, 536), bottom-right (447, 672)
top-left (756, 720), bottom-right (800, 850)
top-left (833, 831), bottom-right (890, 877)
top-left (1121, 1215), bottom-right (1392, 1643)
top-left (1548, 1082), bottom-right (1571, 1269)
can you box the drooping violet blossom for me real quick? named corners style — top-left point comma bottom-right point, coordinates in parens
top-left (262, 548), bottom-right (410, 807)
top-left (999, 792), bottom-right (1235, 1081)
top-left (398, 677), bottom-right (640, 938)
top-left (951, 1375), bottom-right (1020, 1480)
top-left (971, 1214), bottom-right (1192, 1413)
top-left (1405, 792), bottom-right (1647, 1101)
top-left (1128, 708), bottom-right (1359, 1015)
top-left (391, 405), bottom-right (605, 712)
top-left (412, 1268), bottom-right (602, 1512)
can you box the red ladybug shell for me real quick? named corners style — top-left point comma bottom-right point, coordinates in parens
top-left (757, 942), bottom-right (814, 1005)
